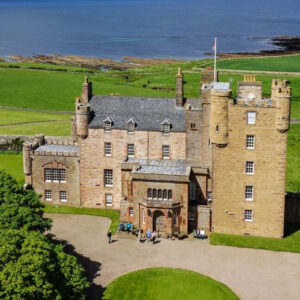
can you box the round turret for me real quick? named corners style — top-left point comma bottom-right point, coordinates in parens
top-left (209, 89), bottom-right (231, 146)
top-left (23, 143), bottom-right (32, 176)
top-left (76, 104), bottom-right (90, 139)
top-left (272, 79), bottom-right (291, 133)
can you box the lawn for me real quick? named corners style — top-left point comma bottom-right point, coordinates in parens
top-left (210, 229), bottom-right (300, 253)
top-left (0, 121), bottom-right (71, 136)
top-left (44, 204), bottom-right (120, 234)
top-left (0, 153), bottom-right (24, 184)
top-left (102, 268), bottom-right (239, 300)
top-left (0, 110), bottom-right (72, 126)
top-left (214, 55), bottom-right (300, 73)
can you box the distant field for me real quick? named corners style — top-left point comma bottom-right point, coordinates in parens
top-left (215, 55), bottom-right (300, 73)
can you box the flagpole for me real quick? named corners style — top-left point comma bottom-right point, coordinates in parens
top-left (214, 37), bottom-right (217, 83)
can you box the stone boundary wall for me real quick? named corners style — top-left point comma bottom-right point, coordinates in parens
top-left (0, 135), bottom-right (73, 145)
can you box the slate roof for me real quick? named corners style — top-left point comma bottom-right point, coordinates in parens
top-left (124, 158), bottom-right (189, 176)
top-left (88, 96), bottom-right (186, 132)
top-left (35, 144), bottom-right (79, 153)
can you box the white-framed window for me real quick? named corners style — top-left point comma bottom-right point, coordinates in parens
top-left (207, 192), bottom-right (212, 203)
top-left (168, 190), bottom-right (172, 200)
top-left (53, 169), bottom-right (59, 182)
top-left (60, 191), bottom-right (67, 202)
top-left (45, 190), bottom-right (52, 201)
top-left (104, 169), bottom-right (113, 187)
top-left (173, 211), bottom-right (178, 226)
top-left (127, 144), bottom-right (135, 158)
top-left (59, 169), bottom-right (66, 182)
top-left (129, 207), bottom-right (133, 217)
top-left (104, 122), bottom-right (111, 132)
top-left (147, 188), bottom-right (152, 200)
top-left (245, 185), bottom-right (254, 201)
top-left (163, 189), bottom-right (167, 200)
top-left (142, 209), bottom-right (146, 224)
top-left (158, 189), bottom-right (162, 200)
top-left (128, 122), bottom-right (135, 133)
top-left (105, 142), bottom-right (112, 156)
top-left (44, 168), bottom-right (52, 182)
top-left (244, 209), bottom-right (253, 222)
top-left (105, 194), bottom-right (112, 207)
top-left (162, 124), bottom-right (170, 135)
top-left (189, 182), bottom-right (196, 200)
top-left (189, 211), bottom-right (195, 221)
top-left (247, 112), bottom-right (256, 124)
top-left (162, 145), bottom-right (170, 159)
top-left (246, 135), bottom-right (255, 149)
top-left (245, 161), bottom-right (254, 174)
top-left (152, 189), bottom-right (157, 200)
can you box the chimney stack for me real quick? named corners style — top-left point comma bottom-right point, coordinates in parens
top-left (81, 76), bottom-right (92, 103)
top-left (176, 68), bottom-right (184, 107)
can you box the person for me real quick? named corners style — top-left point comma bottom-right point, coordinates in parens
top-left (127, 223), bottom-right (131, 234)
top-left (146, 229), bottom-right (151, 242)
top-left (200, 228), bottom-right (206, 240)
top-left (151, 231), bottom-right (156, 244)
top-left (138, 230), bottom-right (142, 243)
top-left (196, 228), bottom-right (200, 239)
top-left (107, 230), bottom-right (112, 243)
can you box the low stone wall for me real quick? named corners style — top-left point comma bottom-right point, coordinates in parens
top-left (0, 135), bottom-right (73, 146)
top-left (285, 192), bottom-right (300, 223)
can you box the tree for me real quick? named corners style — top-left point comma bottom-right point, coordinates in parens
top-left (0, 171), bottom-right (51, 232)
top-left (0, 229), bottom-right (89, 299)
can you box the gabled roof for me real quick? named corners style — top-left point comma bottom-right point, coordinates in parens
top-left (160, 118), bottom-right (172, 125)
top-left (127, 117), bottom-right (137, 124)
top-left (103, 117), bottom-right (114, 123)
top-left (88, 96), bottom-right (185, 132)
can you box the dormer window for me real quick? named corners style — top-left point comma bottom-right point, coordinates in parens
top-left (103, 117), bottom-right (113, 132)
top-left (127, 117), bottom-right (137, 133)
top-left (161, 119), bottom-right (172, 135)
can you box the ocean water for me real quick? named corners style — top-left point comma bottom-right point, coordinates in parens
top-left (0, 0), bottom-right (299, 59)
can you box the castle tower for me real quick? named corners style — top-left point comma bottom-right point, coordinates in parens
top-left (23, 143), bottom-right (32, 185)
top-left (76, 97), bottom-right (90, 139)
top-left (81, 76), bottom-right (93, 103)
top-left (272, 79), bottom-right (291, 133)
top-left (209, 86), bottom-right (231, 146)
top-left (237, 75), bottom-right (262, 102)
top-left (176, 68), bottom-right (184, 106)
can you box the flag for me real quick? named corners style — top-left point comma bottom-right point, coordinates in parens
top-left (212, 41), bottom-right (216, 51)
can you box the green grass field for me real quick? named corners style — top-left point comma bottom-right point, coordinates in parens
top-left (44, 204), bottom-right (119, 234)
top-left (210, 229), bottom-right (300, 253)
top-left (102, 268), bottom-right (239, 300)
top-left (214, 55), bottom-right (300, 73)
top-left (0, 153), bottom-right (24, 184)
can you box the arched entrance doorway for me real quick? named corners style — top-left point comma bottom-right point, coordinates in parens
top-left (153, 211), bottom-right (165, 235)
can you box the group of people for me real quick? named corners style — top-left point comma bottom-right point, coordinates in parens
top-left (138, 229), bottom-right (157, 244)
top-left (196, 228), bottom-right (206, 240)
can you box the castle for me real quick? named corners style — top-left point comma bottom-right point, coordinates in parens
top-left (23, 69), bottom-right (291, 238)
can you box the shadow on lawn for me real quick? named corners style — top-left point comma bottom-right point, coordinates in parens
top-left (48, 234), bottom-right (105, 300)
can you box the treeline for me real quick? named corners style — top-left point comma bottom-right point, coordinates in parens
top-left (0, 170), bottom-right (89, 299)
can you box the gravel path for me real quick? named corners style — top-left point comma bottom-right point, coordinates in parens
top-left (47, 213), bottom-right (300, 300)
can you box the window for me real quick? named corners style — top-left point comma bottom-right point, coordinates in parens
top-left (45, 190), bottom-right (52, 201)
top-left (129, 207), bottom-right (133, 217)
top-left (104, 122), bottom-right (111, 132)
top-left (142, 209), bottom-right (146, 224)
top-left (162, 124), bottom-right (170, 135)
top-left (127, 144), bottom-right (135, 158)
top-left (153, 189), bottom-right (157, 200)
top-left (189, 211), bottom-right (195, 221)
top-left (168, 190), bottom-right (172, 200)
top-left (59, 169), bottom-right (66, 182)
top-left (104, 169), bottom-right (113, 186)
top-left (45, 169), bottom-right (52, 182)
top-left (247, 112), bottom-right (256, 124)
top-left (105, 143), bottom-right (112, 156)
top-left (190, 123), bottom-right (196, 130)
top-left (163, 189), bottom-right (167, 200)
top-left (105, 194), bottom-right (112, 207)
top-left (147, 188), bottom-right (152, 199)
top-left (216, 125), bottom-right (219, 133)
top-left (244, 209), bottom-right (253, 222)
top-left (158, 189), bottom-right (162, 200)
top-left (189, 182), bottom-right (196, 200)
top-left (53, 169), bottom-right (59, 182)
top-left (246, 135), bottom-right (255, 149)
top-left (245, 161), bottom-right (254, 174)
top-left (60, 191), bottom-right (67, 202)
top-left (162, 145), bottom-right (170, 159)
top-left (245, 185), bottom-right (254, 201)
top-left (207, 192), bottom-right (212, 203)
top-left (128, 122), bottom-right (135, 133)
top-left (173, 211), bottom-right (178, 226)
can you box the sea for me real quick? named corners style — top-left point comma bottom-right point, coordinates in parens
top-left (0, 0), bottom-right (299, 60)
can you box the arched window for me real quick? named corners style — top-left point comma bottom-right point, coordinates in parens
top-left (168, 190), bottom-right (172, 200)
top-left (147, 188), bottom-right (152, 199)
top-left (163, 189), bottom-right (167, 200)
top-left (153, 189), bottom-right (157, 200)
top-left (158, 189), bottom-right (162, 200)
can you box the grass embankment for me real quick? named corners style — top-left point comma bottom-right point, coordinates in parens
top-left (102, 268), bottom-right (239, 300)
top-left (214, 55), bottom-right (300, 73)
top-left (210, 230), bottom-right (300, 253)
top-left (44, 204), bottom-right (119, 234)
